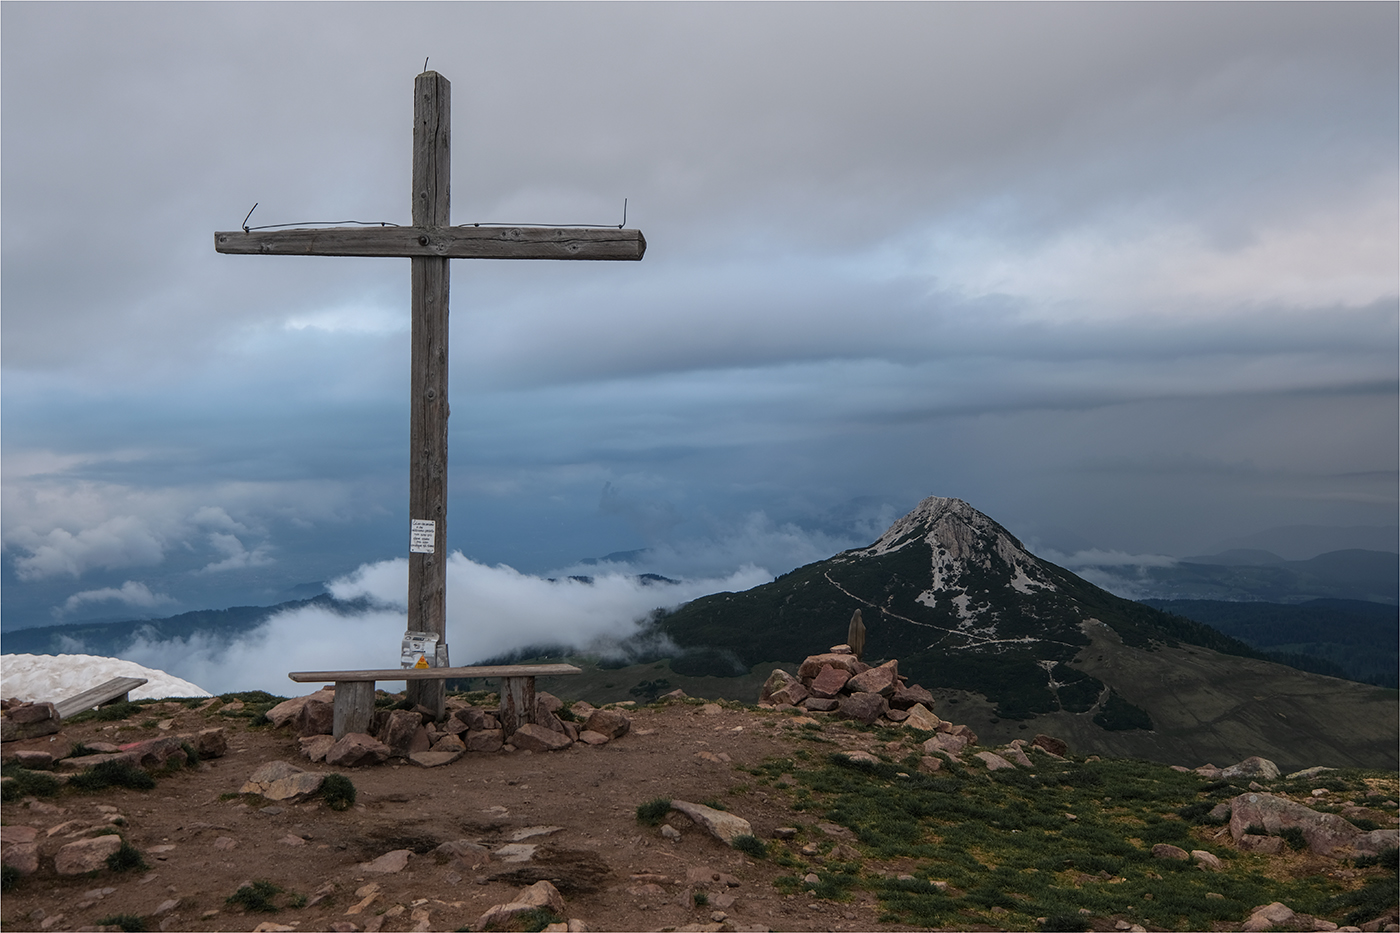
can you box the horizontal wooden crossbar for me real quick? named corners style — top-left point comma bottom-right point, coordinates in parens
top-left (54, 676), bottom-right (148, 720)
top-left (287, 664), bottom-right (581, 683)
top-left (215, 227), bottom-right (646, 261)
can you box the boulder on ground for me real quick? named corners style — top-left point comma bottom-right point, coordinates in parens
top-left (1242, 902), bottom-right (1296, 932)
top-left (467, 729), bottom-right (504, 753)
top-left (847, 660), bottom-right (899, 697)
top-left (184, 727), bottom-right (228, 759)
top-left (119, 736), bottom-right (190, 770)
top-left (1032, 734), bottom-right (1068, 757)
top-left (265, 688), bottom-right (336, 728)
top-left (809, 665), bottom-right (852, 699)
top-left (456, 707), bottom-right (500, 732)
top-left (760, 669), bottom-right (798, 702)
top-left (290, 698), bottom-right (334, 737)
top-left (797, 653), bottom-right (865, 682)
top-left (768, 681), bottom-right (809, 707)
top-left (803, 697), bottom-right (839, 712)
top-left (902, 704), bottom-right (942, 732)
top-left (511, 723), bottom-right (573, 752)
top-left (583, 708), bottom-right (631, 740)
top-left (1152, 844), bottom-right (1190, 861)
top-left (1230, 792), bottom-right (1375, 856)
top-left (890, 682), bottom-right (936, 710)
top-left (670, 800), bottom-right (753, 845)
top-left (1222, 756), bottom-right (1281, 781)
top-left (924, 733), bottom-right (969, 756)
top-left (477, 880), bottom-right (566, 932)
top-left (838, 691), bottom-right (887, 725)
top-left (55, 834), bottom-right (123, 875)
top-left (974, 751), bottom-right (1016, 771)
top-left (999, 745), bottom-right (1034, 768)
top-left (299, 734), bottom-right (336, 763)
top-left (378, 709), bottom-right (427, 757)
top-left (325, 732), bottom-right (390, 768)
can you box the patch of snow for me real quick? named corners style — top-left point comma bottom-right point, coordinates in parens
top-left (1009, 565), bottom-right (1050, 594)
top-left (951, 593), bottom-right (973, 620)
top-left (1, 654), bottom-right (211, 704)
top-left (916, 590), bottom-right (938, 609)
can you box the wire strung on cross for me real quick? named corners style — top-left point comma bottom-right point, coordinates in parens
top-left (236, 198), bottom-right (631, 233)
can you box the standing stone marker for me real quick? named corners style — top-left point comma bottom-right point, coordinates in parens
top-left (216, 71), bottom-right (645, 714)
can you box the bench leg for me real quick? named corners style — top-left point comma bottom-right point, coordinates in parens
top-left (333, 681), bottom-right (376, 740)
top-left (406, 678), bottom-right (445, 722)
top-left (499, 676), bottom-right (536, 737)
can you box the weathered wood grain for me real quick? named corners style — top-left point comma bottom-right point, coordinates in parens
top-left (54, 676), bottom-right (149, 719)
top-left (213, 226), bottom-right (646, 260)
top-left (287, 664), bottom-right (582, 682)
top-left (331, 679), bottom-right (376, 739)
top-left (405, 72), bottom-right (453, 720)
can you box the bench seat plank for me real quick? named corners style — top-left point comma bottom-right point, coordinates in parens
top-left (288, 664), bottom-right (581, 683)
top-left (54, 677), bottom-right (149, 720)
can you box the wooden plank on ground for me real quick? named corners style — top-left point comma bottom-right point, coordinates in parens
top-left (54, 677), bottom-right (149, 719)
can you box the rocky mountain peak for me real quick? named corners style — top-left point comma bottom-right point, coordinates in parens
top-left (854, 495), bottom-right (1055, 602)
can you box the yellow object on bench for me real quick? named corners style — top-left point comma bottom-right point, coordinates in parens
top-left (288, 664), bottom-right (581, 740)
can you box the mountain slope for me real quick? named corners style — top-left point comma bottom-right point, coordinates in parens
top-left (1141, 598), bottom-right (1399, 688)
top-left (652, 496), bottom-right (1397, 770)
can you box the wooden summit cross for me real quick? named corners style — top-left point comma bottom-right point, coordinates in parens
top-left (215, 70), bottom-right (645, 714)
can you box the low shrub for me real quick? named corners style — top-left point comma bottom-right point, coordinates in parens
top-left (106, 841), bottom-right (149, 872)
top-left (96, 915), bottom-right (146, 932)
top-left (320, 773), bottom-right (356, 811)
top-left (1279, 827), bottom-right (1308, 851)
top-left (732, 834), bottom-right (767, 859)
top-left (68, 760), bottom-right (156, 793)
top-left (227, 880), bottom-right (285, 913)
top-left (635, 797), bottom-right (672, 826)
top-left (1, 864), bottom-right (21, 893)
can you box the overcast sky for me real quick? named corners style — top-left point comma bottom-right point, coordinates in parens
top-left (3, 3), bottom-right (1397, 636)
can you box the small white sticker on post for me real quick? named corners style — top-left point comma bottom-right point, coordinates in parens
top-left (409, 519), bottom-right (436, 554)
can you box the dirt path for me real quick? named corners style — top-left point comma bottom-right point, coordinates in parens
top-left (3, 696), bottom-right (933, 933)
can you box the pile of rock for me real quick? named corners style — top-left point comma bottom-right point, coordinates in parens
top-left (267, 689), bottom-right (632, 769)
top-left (760, 645), bottom-right (975, 739)
top-left (1, 700), bottom-right (62, 742)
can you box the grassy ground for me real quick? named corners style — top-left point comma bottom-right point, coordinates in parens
top-left (735, 720), bottom-right (1399, 932)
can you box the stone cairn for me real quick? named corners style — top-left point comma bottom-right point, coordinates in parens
top-left (758, 645), bottom-right (1070, 772)
top-left (266, 689), bottom-right (632, 769)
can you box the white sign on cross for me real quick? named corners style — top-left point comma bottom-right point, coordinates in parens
top-left (215, 70), bottom-right (645, 712)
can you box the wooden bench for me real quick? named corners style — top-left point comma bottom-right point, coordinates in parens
top-left (54, 676), bottom-right (149, 720)
top-left (288, 664), bottom-right (582, 739)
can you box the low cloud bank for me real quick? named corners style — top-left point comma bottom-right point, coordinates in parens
top-left (112, 553), bottom-right (769, 696)
top-left (1037, 548), bottom-right (1180, 600)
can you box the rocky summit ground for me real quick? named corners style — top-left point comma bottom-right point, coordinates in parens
top-left (2, 689), bottom-right (1398, 933)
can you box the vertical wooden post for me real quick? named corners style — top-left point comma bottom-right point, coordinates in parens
top-left (498, 676), bottom-right (536, 737)
top-left (332, 681), bottom-right (376, 740)
top-left (406, 71), bottom-right (451, 720)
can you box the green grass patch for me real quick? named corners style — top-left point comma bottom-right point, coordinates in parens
top-left (106, 841), bottom-right (149, 872)
top-left (635, 797), bottom-right (672, 826)
top-left (1, 765), bottom-right (62, 800)
top-left (63, 699), bottom-right (149, 724)
top-left (732, 834), bottom-right (767, 858)
top-left (227, 880), bottom-right (291, 913)
top-left (68, 759), bottom-right (156, 793)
